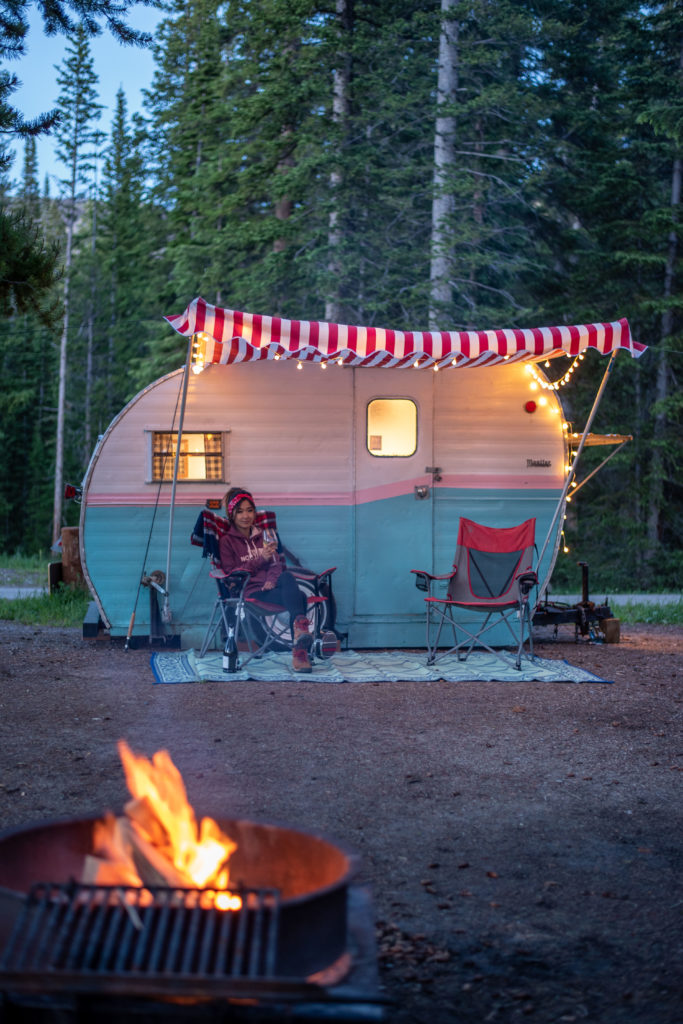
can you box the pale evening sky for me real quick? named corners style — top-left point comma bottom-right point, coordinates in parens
top-left (10, 4), bottom-right (163, 190)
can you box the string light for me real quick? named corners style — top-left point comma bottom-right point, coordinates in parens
top-left (297, 361), bottom-right (303, 370)
top-left (562, 530), bottom-right (570, 554)
top-left (191, 332), bottom-right (207, 374)
top-left (527, 354), bottom-right (583, 390)
top-left (321, 361), bottom-right (327, 369)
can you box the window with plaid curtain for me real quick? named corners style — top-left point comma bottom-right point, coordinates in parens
top-left (151, 432), bottom-right (224, 481)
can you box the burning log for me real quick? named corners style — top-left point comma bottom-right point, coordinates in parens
top-left (84, 742), bottom-right (240, 906)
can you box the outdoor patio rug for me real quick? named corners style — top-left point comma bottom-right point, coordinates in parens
top-left (150, 648), bottom-right (611, 685)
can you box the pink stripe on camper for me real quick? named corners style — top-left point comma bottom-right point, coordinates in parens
top-left (86, 470), bottom-right (563, 509)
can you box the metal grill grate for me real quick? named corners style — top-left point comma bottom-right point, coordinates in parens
top-left (0, 882), bottom-right (281, 987)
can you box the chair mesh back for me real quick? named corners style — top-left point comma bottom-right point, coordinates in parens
top-left (448, 518), bottom-right (536, 607)
top-left (467, 548), bottom-right (524, 599)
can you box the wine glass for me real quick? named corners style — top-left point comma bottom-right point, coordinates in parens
top-left (262, 527), bottom-right (278, 559)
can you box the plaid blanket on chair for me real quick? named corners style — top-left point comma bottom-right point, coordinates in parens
top-left (191, 509), bottom-right (230, 562)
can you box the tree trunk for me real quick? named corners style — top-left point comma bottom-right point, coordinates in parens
top-left (52, 219), bottom-right (73, 547)
top-left (325, 0), bottom-right (353, 323)
top-left (84, 188), bottom-right (98, 462)
top-left (429, 0), bottom-right (458, 330)
top-left (645, 151), bottom-right (680, 564)
top-left (645, 37), bottom-right (682, 568)
top-left (273, 126), bottom-right (294, 254)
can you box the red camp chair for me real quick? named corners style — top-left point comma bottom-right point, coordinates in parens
top-left (192, 507), bottom-right (337, 672)
top-left (411, 518), bottom-right (538, 671)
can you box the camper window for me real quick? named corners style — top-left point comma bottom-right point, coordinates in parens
top-left (367, 399), bottom-right (417, 457)
top-left (150, 431), bottom-right (225, 482)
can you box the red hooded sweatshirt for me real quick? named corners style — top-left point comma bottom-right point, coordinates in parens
top-left (218, 524), bottom-right (283, 595)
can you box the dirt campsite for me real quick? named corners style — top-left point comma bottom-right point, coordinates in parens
top-left (0, 618), bottom-right (681, 1023)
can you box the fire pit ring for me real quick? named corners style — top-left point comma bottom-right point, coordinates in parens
top-left (0, 815), bottom-right (359, 982)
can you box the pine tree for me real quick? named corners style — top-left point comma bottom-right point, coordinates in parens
top-left (528, 0), bottom-right (683, 590)
top-left (19, 137), bottom-right (40, 219)
top-left (51, 25), bottom-right (103, 544)
top-left (98, 91), bottom-right (162, 416)
top-left (0, 0), bottom-right (154, 321)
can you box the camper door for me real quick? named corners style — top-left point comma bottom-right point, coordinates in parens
top-left (353, 370), bottom-right (434, 636)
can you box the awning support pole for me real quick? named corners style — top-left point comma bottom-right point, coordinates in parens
top-left (536, 351), bottom-right (618, 599)
top-left (569, 439), bottom-right (630, 498)
top-left (163, 335), bottom-right (193, 622)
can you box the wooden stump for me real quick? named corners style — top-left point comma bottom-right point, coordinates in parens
top-left (600, 618), bottom-right (621, 644)
top-left (61, 526), bottom-right (85, 587)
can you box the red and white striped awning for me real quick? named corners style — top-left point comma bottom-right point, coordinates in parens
top-left (164, 297), bottom-right (645, 369)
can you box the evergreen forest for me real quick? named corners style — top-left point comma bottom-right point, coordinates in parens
top-left (1, 0), bottom-right (681, 593)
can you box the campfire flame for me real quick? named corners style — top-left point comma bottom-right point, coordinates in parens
top-left (88, 740), bottom-right (242, 911)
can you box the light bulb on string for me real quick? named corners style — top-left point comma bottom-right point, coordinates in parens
top-left (527, 354), bottom-right (582, 391)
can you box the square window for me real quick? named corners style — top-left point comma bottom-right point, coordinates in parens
top-left (366, 399), bottom-right (417, 457)
top-left (151, 432), bottom-right (225, 481)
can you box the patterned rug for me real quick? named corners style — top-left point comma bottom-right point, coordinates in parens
top-left (150, 648), bottom-right (610, 685)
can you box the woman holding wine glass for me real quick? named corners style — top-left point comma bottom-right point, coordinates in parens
top-left (218, 487), bottom-right (313, 672)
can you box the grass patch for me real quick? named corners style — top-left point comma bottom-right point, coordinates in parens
top-left (0, 550), bottom-right (55, 588)
top-left (0, 584), bottom-right (90, 628)
top-left (610, 601), bottom-right (683, 625)
top-left (0, 551), bottom-right (52, 571)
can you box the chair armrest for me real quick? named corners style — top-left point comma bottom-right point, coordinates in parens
top-left (211, 568), bottom-right (251, 596)
top-left (411, 568), bottom-right (456, 593)
top-left (516, 571), bottom-right (538, 597)
top-left (292, 566), bottom-right (337, 581)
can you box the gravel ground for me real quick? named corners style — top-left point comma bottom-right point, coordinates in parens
top-left (0, 619), bottom-right (681, 1023)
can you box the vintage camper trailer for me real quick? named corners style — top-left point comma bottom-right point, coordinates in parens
top-left (79, 300), bottom-right (643, 649)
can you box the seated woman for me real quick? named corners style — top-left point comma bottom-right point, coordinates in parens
top-left (218, 487), bottom-right (313, 673)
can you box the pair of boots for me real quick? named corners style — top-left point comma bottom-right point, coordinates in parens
top-left (292, 615), bottom-right (313, 673)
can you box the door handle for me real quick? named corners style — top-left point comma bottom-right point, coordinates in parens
top-left (415, 485), bottom-right (430, 500)
top-left (425, 466), bottom-right (442, 482)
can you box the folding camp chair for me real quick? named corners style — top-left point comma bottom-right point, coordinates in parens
top-left (411, 517), bottom-right (538, 671)
top-left (192, 507), bottom-right (337, 672)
